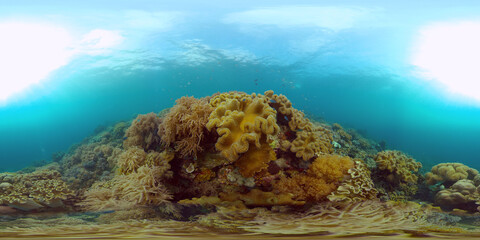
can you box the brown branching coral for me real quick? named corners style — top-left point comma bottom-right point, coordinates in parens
top-left (124, 112), bottom-right (162, 151)
top-left (273, 154), bottom-right (354, 201)
top-left (375, 150), bottom-right (422, 184)
top-left (117, 147), bottom-right (173, 176)
top-left (425, 162), bottom-right (479, 186)
top-left (158, 96), bottom-right (213, 158)
top-left (116, 147), bottom-right (147, 175)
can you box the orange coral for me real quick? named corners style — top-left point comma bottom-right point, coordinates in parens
top-left (235, 143), bottom-right (276, 178)
top-left (274, 154), bottom-right (354, 201)
top-left (194, 168), bottom-right (216, 182)
top-left (275, 174), bottom-right (337, 202)
top-left (375, 150), bottom-right (422, 184)
top-left (206, 95), bottom-right (279, 162)
top-left (308, 154), bottom-right (354, 182)
top-left (425, 163), bottom-right (479, 186)
top-left (158, 96), bottom-right (213, 158)
top-left (123, 112), bottom-right (162, 151)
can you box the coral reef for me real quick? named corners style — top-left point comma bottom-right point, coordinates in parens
top-left (206, 94), bottom-right (279, 162)
top-left (372, 150), bottom-right (422, 201)
top-left (124, 112), bottom-right (162, 151)
top-left (281, 128), bottom-right (333, 161)
top-left (0, 169), bottom-right (73, 211)
top-left (375, 150), bottom-right (422, 184)
top-left (434, 179), bottom-right (480, 212)
top-left (328, 160), bottom-right (378, 202)
top-left (331, 123), bottom-right (379, 165)
top-left (235, 142), bottom-right (276, 178)
top-left (60, 142), bottom-right (121, 190)
top-left (10, 90), bottom-right (480, 237)
top-left (158, 96), bottom-right (213, 158)
top-left (426, 163), bottom-right (479, 187)
top-left (273, 154), bottom-right (354, 201)
top-left (80, 165), bottom-right (172, 211)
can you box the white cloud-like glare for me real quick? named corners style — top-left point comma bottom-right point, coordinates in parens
top-left (76, 29), bottom-right (124, 55)
top-left (0, 21), bottom-right (125, 103)
top-left (223, 6), bottom-right (373, 31)
top-left (412, 21), bottom-right (480, 102)
top-left (0, 22), bottom-right (73, 102)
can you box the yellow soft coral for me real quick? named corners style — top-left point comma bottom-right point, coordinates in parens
top-left (264, 90), bottom-right (312, 131)
top-left (282, 127), bottom-right (333, 161)
top-left (375, 150), bottom-right (422, 184)
top-left (206, 95), bottom-right (279, 162)
top-left (235, 143), bottom-right (276, 178)
top-left (274, 154), bottom-right (354, 202)
top-left (425, 163), bottom-right (479, 186)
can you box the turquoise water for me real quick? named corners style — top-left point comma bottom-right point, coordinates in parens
top-left (1, 1), bottom-right (480, 173)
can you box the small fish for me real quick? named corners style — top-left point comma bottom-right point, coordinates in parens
top-left (123, 137), bottom-right (128, 140)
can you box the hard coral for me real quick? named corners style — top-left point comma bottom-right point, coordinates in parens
top-left (328, 160), bottom-right (378, 202)
top-left (0, 170), bottom-right (73, 211)
top-left (425, 163), bottom-right (479, 186)
top-left (158, 96), bottom-right (213, 158)
top-left (434, 179), bottom-right (480, 212)
top-left (124, 112), bottom-right (162, 151)
top-left (375, 150), bottom-right (422, 184)
top-left (61, 142), bottom-right (120, 190)
top-left (206, 94), bottom-right (279, 162)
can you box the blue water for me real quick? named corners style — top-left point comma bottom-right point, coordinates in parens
top-left (1, 0), bottom-right (480, 172)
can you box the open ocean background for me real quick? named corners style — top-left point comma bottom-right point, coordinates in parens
top-left (1, 0), bottom-right (480, 172)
